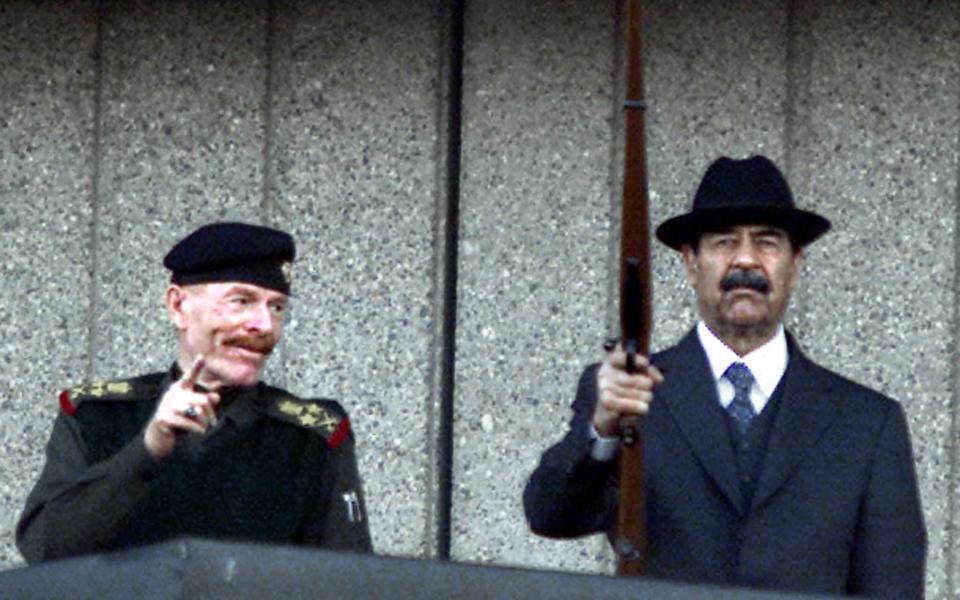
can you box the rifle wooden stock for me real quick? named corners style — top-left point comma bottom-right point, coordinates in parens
top-left (615, 0), bottom-right (650, 577)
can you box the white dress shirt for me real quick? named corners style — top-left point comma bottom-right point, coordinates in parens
top-left (696, 321), bottom-right (788, 416)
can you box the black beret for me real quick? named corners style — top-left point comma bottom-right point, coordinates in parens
top-left (164, 222), bottom-right (296, 294)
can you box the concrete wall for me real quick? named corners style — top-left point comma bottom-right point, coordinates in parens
top-left (0, 1), bottom-right (957, 598)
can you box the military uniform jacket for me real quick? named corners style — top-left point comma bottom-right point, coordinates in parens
top-left (17, 367), bottom-right (372, 563)
top-left (523, 329), bottom-right (926, 598)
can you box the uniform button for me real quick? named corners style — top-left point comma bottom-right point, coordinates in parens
top-left (740, 475), bottom-right (751, 484)
top-left (740, 442), bottom-right (751, 452)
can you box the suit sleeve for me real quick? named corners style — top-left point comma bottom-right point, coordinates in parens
top-left (847, 402), bottom-right (927, 599)
top-left (523, 364), bottom-right (620, 538)
top-left (15, 412), bottom-right (160, 563)
top-left (298, 418), bottom-right (373, 553)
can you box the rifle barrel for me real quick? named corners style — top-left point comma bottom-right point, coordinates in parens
top-left (615, 0), bottom-right (650, 577)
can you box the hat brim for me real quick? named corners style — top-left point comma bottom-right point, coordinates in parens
top-left (655, 206), bottom-right (831, 251)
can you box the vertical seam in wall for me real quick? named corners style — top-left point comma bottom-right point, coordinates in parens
top-left (423, 1), bottom-right (447, 558)
top-left (782, 0), bottom-right (816, 338)
top-left (433, 0), bottom-right (465, 562)
top-left (260, 0), bottom-right (283, 386)
top-left (606, 0), bottom-right (626, 336)
top-left (783, 0), bottom-right (798, 176)
top-left (947, 51), bottom-right (960, 597)
top-left (85, 0), bottom-right (105, 380)
top-left (782, 0), bottom-right (803, 330)
top-left (262, 0), bottom-right (276, 220)
top-left (944, 7), bottom-right (960, 595)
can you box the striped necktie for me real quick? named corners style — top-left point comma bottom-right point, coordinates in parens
top-left (723, 362), bottom-right (756, 436)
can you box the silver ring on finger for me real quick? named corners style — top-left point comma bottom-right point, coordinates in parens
top-left (183, 406), bottom-right (199, 419)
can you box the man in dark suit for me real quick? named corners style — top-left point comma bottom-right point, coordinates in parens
top-left (524, 156), bottom-right (926, 598)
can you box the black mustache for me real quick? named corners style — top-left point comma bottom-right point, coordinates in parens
top-left (721, 270), bottom-right (770, 294)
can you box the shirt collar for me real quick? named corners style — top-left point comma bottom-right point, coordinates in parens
top-left (696, 321), bottom-right (789, 398)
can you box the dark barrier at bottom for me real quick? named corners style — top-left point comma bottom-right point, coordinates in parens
top-left (0, 538), bottom-right (839, 600)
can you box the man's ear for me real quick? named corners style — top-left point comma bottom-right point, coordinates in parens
top-left (789, 248), bottom-right (805, 289)
top-left (165, 285), bottom-right (190, 330)
top-left (681, 244), bottom-right (698, 285)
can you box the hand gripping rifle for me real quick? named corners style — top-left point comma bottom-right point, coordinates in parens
top-left (615, 0), bottom-right (651, 577)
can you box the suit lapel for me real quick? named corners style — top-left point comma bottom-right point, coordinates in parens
top-left (752, 336), bottom-right (840, 509)
top-left (658, 330), bottom-right (745, 514)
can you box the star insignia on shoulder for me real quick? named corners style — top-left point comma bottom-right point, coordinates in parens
top-left (273, 397), bottom-right (351, 448)
top-left (60, 380), bottom-right (135, 415)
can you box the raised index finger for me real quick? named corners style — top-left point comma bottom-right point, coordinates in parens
top-left (180, 355), bottom-right (206, 389)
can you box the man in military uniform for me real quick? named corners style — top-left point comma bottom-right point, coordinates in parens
top-left (17, 222), bottom-right (372, 562)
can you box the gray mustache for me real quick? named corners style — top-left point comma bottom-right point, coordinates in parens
top-left (224, 335), bottom-right (276, 355)
top-left (721, 270), bottom-right (770, 294)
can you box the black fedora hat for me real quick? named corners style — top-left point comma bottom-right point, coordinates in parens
top-left (655, 155), bottom-right (830, 251)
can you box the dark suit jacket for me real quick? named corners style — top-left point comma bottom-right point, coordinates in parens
top-left (524, 329), bottom-right (926, 598)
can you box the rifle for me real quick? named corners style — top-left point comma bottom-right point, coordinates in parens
top-left (614, 0), bottom-right (651, 577)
